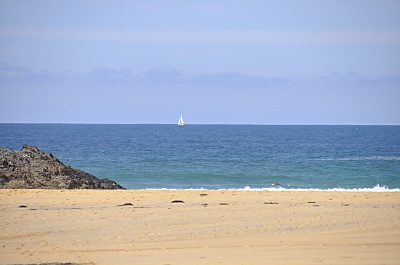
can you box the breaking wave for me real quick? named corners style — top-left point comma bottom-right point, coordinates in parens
top-left (146, 184), bottom-right (400, 192)
top-left (315, 156), bottom-right (400, 161)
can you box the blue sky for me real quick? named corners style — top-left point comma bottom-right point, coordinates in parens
top-left (0, 0), bottom-right (399, 124)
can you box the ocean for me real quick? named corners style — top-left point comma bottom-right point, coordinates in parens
top-left (1, 124), bottom-right (399, 191)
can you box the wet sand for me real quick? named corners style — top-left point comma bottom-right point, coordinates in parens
top-left (1, 189), bottom-right (399, 264)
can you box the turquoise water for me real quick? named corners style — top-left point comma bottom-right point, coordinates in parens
top-left (1, 124), bottom-right (399, 190)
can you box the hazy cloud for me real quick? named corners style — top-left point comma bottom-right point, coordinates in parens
top-left (2, 28), bottom-right (400, 45)
top-left (2, 64), bottom-right (399, 90)
top-left (143, 65), bottom-right (186, 83)
top-left (0, 64), bottom-right (52, 82)
top-left (191, 71), bottom-right (291, 88)
top-left (88, 67), bottom-right (134, 84)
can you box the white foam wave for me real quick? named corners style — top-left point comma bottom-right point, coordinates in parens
top-left (314, 156), bottom-right (400, 161)
top-left (236, 184), bottom-right (400, 192)
top-left (144, 184), bottom-right (400, 192)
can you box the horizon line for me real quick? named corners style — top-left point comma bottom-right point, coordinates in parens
top-left (1, 122), bottom-right (399, 126)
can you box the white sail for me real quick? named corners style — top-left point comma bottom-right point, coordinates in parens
top-left (178, 115), bottom-right (184, 126)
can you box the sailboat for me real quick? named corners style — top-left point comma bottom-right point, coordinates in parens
top-left (178, 115), bottom-right (184, 126)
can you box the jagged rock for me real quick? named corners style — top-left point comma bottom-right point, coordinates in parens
top-left (0, 144), bottom-right (125, 189)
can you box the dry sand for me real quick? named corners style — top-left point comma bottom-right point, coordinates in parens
top-left (0, 189), bottom-right (399, 265)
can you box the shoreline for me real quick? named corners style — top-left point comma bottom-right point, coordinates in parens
top-left (1, 189), bottom-right (399, 264)
top-left (125, 185), bottom-right (400, 192)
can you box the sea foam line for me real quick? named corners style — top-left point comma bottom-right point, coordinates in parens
top-left (314, 156), bottom-right (400, 161)
top-left (237, 184), bottom-right (400, 192)
top-left (144, 184), bottom-right (400, 192)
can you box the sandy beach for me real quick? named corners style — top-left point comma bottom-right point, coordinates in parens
top-left (1, 189), bottom-right (399, 265)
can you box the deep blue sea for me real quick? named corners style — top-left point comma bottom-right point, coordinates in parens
top-left (1, 124), bottom-right (399, 191)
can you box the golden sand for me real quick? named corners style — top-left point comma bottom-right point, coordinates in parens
top-left (1, 189), bottom-right (399, 264)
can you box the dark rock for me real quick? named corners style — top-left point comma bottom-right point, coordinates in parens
top-left (171, 200), bottom-right (184, 203)
top-left (117, 203), bottom-right (133, 206)
top-left (0, 145), bottom-right (125, 190)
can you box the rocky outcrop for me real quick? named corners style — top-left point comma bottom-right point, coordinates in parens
top-left (0, 144), bottom-right (125, 189)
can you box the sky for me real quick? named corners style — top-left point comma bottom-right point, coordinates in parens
top-left (0, 0), bottom-right (399, 125)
